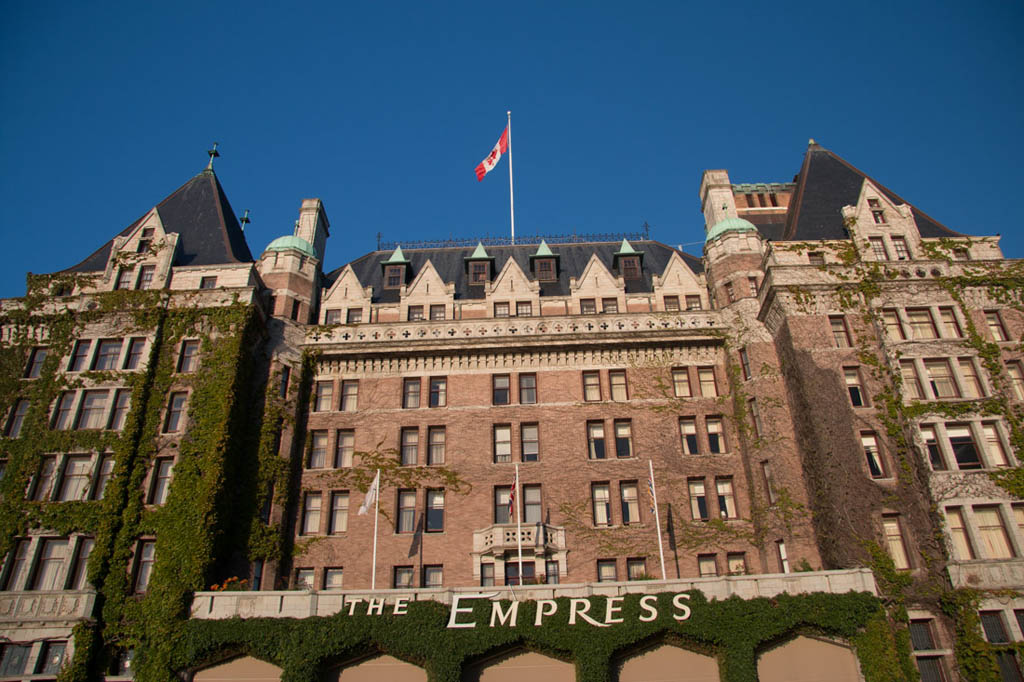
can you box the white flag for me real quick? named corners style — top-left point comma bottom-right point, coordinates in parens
top-left (357, 470), bottom-right (380, 515)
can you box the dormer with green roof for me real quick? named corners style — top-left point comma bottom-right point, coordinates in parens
top-left (528, 240), bottom-right (560, 281)
top-left (612, 239), bottom-right (644, 280)
top-left (464, 242), bottom-right (495, 285)
top-left (381, 246), bottom-right (411, 289)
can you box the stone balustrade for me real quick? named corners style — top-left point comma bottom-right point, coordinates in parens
top-left (0, 591), bottom-right (96, 625)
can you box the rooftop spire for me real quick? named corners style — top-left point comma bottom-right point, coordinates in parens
top-left (206, 142), bottom-right (220, 170)
top-left (239, 209), bottom-right (251, 232)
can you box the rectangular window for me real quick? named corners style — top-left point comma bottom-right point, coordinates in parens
top-left (393, 566), bottom-right (414, 588)
top-left (426, 489), bottom-right (444, 532)
top-left (587, 421), bottom-right (606, 459)
top-left (958, 358), bottom-right (984, 398)
top-left (945, 507), bottom-right (975, 560)
top-left (726, 552), bottom-right (746, 575)
top-left (335, 430), bottom-right (354, 467)
top-left (664, 296), bottom-right (680, 311)
top-left (430, 304), bottom-right (446, 320)
top-left (494, 487), bottom-right (511, 524)
top-left (871, 209), bottom-right (887, 224)
top-left (725, 282), bottom-right (736, 303)
top-left (52, 391), bottom-right (76, 430)
top-left (308, 431), bottom-right (328, 468)
top-left (883, 309), bottom-right (906, 340)
top-left (620, 482), bottom-right (639, 525)
top-left (909, 619), bottom-right (937, 651)
top-left (403, 378), bottom-right (421, 408)
top-left (137, 265), bottom-right (155, 290)
top-left (505, 562), bottom-right (535, 586)
top-left (314, 381), bottom-right (333, 412)
top-left (1, 540), bottom-right (31, 591)
top-left (986, 311), bottom-right (1008, 342)
top-left (470, 262), bottom-right (489, 283)
top-left (627, 558), bottom-right (646, 580)
top-left (689, 479), bottom-right (708, 521)
top-left (592, 483), bottom-right (611, 526)
top-left (672, 368), bottom-right (692, 397)
top-left (521, 423), bottom-right (539, 462)
top-left (133, 540), bottom-right (155, 593)
top-left (614, 420), bottom-right (632, 458)
top-left (907, 309), bottom-right (938, 340)
top-left (698, 367), bottom-right (717, 397)
top-left (830, 316), bottom-right (852, 347)
top-left (545, 560), bottom-right (560, 585)
top-left (384, 265), bottom-right (404, 289)
top-left (621, 256), bottom-right (641, 280)
top-left (869, 237), bottom-right (888, 261)
top-left (535, 259), bottom-right (555, 281)
top-left (324, 567), bottom-right (344, 589)
top-left (948, 424), bottom-right (982, 470)
top-left (301, 492), bottom-right (322, 535)
top-left (177, 340), bottom-right (200, 373)
top-left (427, 426), bottom-right (446, 465)
top-left (685, 295), bottom-right (702, 310)
top-left (891, 236), bottom-right (911, 260)
top-left (679, 418), bottom-right (699, 455)
top-left (340, 380), bottom-right (358, 411)
top-left (69, 340), bottom-right (92, 372)
top-left (30, 538), bottom-right (69, 590)
top-left (1007, 362), bottom-right (1024, 400)
top-left (519, 374), bottom-right (537, 404)
top-left (92, 456), bottom-right (114, 500)
top-left (279, 366), bottom-right (290, 399)
top-left (609, 370), bottom-right (627, 401)
top-left (698, 554), bottom-right (718, 577)
top-left (882, 514), bottom-right (911, 569)
top-left (480, 563), bottom-right (494, 587)
top-left (423, 565), bottom-right (443, 588)
top-left (4, 399), bottom-right (29, 438)
top-left (602, 298), bottom-right (618, 314)
top-left (925, 359), bottom-right (959, 399)
top-left (429, 377), bottom-right (447, 407)
top-left (67, 537), bottom-right (94, 590)
top-left (748, 277), bottom-right (759, 297)
top-left (975, 506), bottom-right (1014, 558)
top-left (59, 456), bottom-right (92, 501)
top-left (597, 559), bottom-right (617, 582)
top-left (148, 458), bottom-right (174, 505)
top-left (493, 375), bottom-right (510, 405)
top-left (75, 390), bottom-right (109, 430)
top-left (91, 339), bottom-right (122, 370)
top-left (523, 485), bottom-right (541, 523)
top-left (493, 302), bottom-right (510, 318)
top-left (706, 417), bottom-right (726, 454)
top-left (749, 399), bottom-right (764, 437)
top-left (407, 305), bottom-right (424, 321)
top-left (862, 432), bottom-right (886, 478)
top-left (716, 478), bottom-right (736, 519)
top-left (115, 268), bottom-right (134, 290)
top-left (108, 389), bottom-right (131, 431)
top-left (980, 611), bottom-right (1011, 644)
top-left (901, 360), bottom-right (924, 400)
top-left (845, 367), bottom-right (866, 406)
top-left (739, 348), bottom-right (751, 380)
top-left (808, 252), bottom-right (825, 266)
top-left (921, 425), bottom-right (946, 470)
top-left (983, 423), bottom-right (1010, 468)
top-left (347, 308), bottom-right (363, 323)
top-left (400, 428), bottom-right (419, 466)
top-left (952, 247), bottom-right (970, 261)
top-left (295, 569), bottom-right (314, 589)
top-left (580, 298), bottom-right (597, 315)
top-left (329, 492), bottom-right (349, 534)
top-left (324, 309), bottom-right (342, 324)
top-left (493, 425), bottom-right (512, 463)
top-left (163, 392), bottom-right (187, 433)
top-left (938, 307), bottom-right (962, 338)
top-left (397, 490), bottom-right (416, 533)
top-left (516, 301), bottom-right (532, 317)
top-left (762, 461), bottom-right (777, 504)
top-left (25, 348), bottom-right (47, 378)
top-left (583, 371), bottom-right (601, 401)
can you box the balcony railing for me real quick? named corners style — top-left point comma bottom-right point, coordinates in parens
top-left (473, 523), bottom-right (566, 555)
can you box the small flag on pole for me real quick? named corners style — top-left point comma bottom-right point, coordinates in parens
top-left (475, 126), bottom-right (509, 181)
top-left (508, 469), bottom-right (518, 520)
top-left (358, 470), bottom-right (380, 515)
top-left (648, 474), bottom-right (656, 515)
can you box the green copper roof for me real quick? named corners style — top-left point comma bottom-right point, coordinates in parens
top-left (465, 243), bottom-right (491, 260)
top-left (533, 240), bottom-right (554, 257)
top-left (265, 235), bottom-right (315, 257)
top-left (381, 246), bottom-right (410, 264)
top-left (614, 239), bottom-right (639, 256)
top-left (705, 217), bottom-right (758, 243)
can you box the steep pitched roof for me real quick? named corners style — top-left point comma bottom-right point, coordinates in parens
top-left (326, 240), bottom-right (704, 303)
top-left (780, 143), bottom-right (964, 241)
top-left (62, 169), bottom-right (254, 273)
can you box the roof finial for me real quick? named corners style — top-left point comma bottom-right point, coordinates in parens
top-left (206, 142), bottom-right (220, 170)
top-left (240, 209), bottom-right (251, 232)
top-left (808, 138), bottom-right (816, 146)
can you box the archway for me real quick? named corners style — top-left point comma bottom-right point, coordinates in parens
top-left (193, 655), bottom-right (282, 681)
top-left (462, 647), bottom-right (575, 682)
top-left (616, 643), bottom-right (720, 681)
top-left (757, 635), bottom-right (860, 682)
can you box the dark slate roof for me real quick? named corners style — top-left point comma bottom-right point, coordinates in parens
top-left (62, 169), bottom-right (254, 273)
top-left (781, 144), bottom-right (965, 241)
top-left (327, 241), bottom-right (703, 302)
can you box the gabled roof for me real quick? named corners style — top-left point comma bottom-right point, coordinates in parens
top-left (780, 143), bottom-right (964, 241)
top-left (62, 169), bottom-right (254, 273)
top-left (326, 240), bottom-right (704, 303)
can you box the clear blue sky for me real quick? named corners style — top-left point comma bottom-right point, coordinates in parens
top-left (2, 1), bottom-right (1022, 298)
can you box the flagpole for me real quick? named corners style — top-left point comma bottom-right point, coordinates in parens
top-left (649, 459), bottom-right (667, 580)
top-left (371, 468), bottom-right (380, 590)
top-left (515, 463), bottom-right (524, 586)
top-left (507, 110), bottom-right (515, 245)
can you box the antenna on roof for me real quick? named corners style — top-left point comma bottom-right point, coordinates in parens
top-left (240, 209), bottom-right (251, 232)
top-left (206, 142), bottom-right (220, 170)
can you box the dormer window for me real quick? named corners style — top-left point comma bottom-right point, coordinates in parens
top-left (136, 265), bottom-right (155, 290)
top-left (620, 256), bottom-right (641, 280)
top-left (535, 259), bottom-right (556, 281)
top-left (891, 236), bottom-right (911, 261)
top-left (384, 265), bottom-right (405, 289)
top-left (868, 198), bottom-right (886, 224)
top-left (470, 261), bottom-right (489, 284)
top-left (115, 268), bottom-right (134, 291)
top-left (137, 228), bottom-right (155, 253)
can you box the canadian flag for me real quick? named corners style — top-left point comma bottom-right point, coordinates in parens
top-left (475, 127), bottom-right (509, 181)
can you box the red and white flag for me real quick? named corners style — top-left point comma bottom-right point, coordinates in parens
top-left (475, 127), bottom-right (509, 181)
top-left (508, 469), bottom-right (518, 520)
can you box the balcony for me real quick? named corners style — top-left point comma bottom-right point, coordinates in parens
top-left (0, 590), bottom-right (96, 625)
top-left (947, 559), bottom-right (1024, 590)
top-left (473, 523), bottom-right (566, 556)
